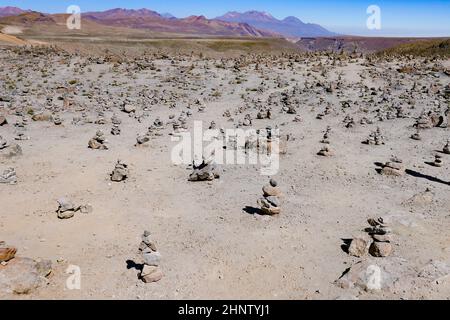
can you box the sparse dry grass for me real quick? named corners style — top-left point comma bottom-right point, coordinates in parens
top-left (381, 38), bottom-right (450, 57)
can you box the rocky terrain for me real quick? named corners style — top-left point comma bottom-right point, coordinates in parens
top-left (0, 41), bottom-right (449, 300)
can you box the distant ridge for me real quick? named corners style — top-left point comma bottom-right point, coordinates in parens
top-left (216, 10), bottom-right (335, 37)
top-left (0, 6), bottom-right (29, 17)
top-left (0, 8), bottom-right (280, 38)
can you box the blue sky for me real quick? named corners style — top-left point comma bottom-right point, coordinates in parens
top-left (2, 0), bottom-right (450, 36)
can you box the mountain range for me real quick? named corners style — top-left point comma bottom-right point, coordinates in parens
top-left (216, 11), bottom-right (335, 37)
top-left (0, 6), bottom-right (333, 38)
top-left (0, 6), bottom-right (28, 17)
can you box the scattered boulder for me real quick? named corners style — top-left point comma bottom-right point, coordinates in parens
top-left (0, 168), bottom-right (17, 185)
top-left (0, 135), bottom-right (8, 150)
top-left (418, 260), bottom-right (450, 283)
top-left (122, 104), bottom-right (136, 114)
top-left (403, 188), bottom-right (434, 207)
top-left (56, 198), bottom-right (91, 219)
top-left (415, 112), bottom-right (444, 129)
top-left (410, 129), bottom-right (421, 141)
top-left (56, 198), bottom-right (77, 219)
top-left (32, 112), bottom-right (52, 122)
top-left (336, 258), bottom-right (416, 292)
top-left (0, 257), bottom-right (52, 295)
top-left (0, 242), bottom-right (16, 262)
top-left (0, 116), bottom-right (7, 126)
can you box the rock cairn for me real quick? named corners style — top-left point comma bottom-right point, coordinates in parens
top-left (430, 154), bottom-right (443, 167)
top-left (318, 145), bottom-right (334, 157)
top-left (381, 156), bottom-right (405, 176)
top-left (321, 126), bottom-right (331, 144)
top-left (363, 127), bottom-right (385, 145)
top-left (56, 198), bottom-right (92, 219)
top-left (53, 114), bottom-right (62, 125)
top-left (110, 160), bottom-right (129, 182)
top-left (188, 158), bottom-right (220, 182)
top-left (347, 217), bottom-right (393, 258)
top-left (257, 179), bottom-right (282, 215)
top-left (139, 231), bottom-right (163, 283)
top-left (88, 130), bottom-right (108, 150)
top-left (111, 124), bottom-right (121, 136)
top-left (443, 140), bottom-right (450, 155)
top-left (366, 218), bottom-right (393, 258)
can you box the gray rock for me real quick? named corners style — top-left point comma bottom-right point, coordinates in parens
top-left (57, 210), bottom-right (75, 220)
top-left (418, 260), bottom-right (450, 281)
top-left (0, 257), bottom-right (52, 295)
top-left (265, 196), bottom-right (280, 207)
top-left (0, 168), bottom-right (17, 184)
top-left (369, 241), bottom-right (393, 257)
top-left (143, 251), bottom-right (161, 266)
top-left (57, 198), bottom-right (76, 213)
top-left (348, 237), bottom-right (369, 258)
top-left (336, 258), bottom-right (416, 292)
top-left (140, 265), bottom-right (163, 283)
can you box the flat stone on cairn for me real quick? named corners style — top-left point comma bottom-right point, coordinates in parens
top-left (111, 124), bottom-right (121, 136)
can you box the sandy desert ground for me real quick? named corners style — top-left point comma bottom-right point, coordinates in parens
top-left (0, 43), bottom-right (449, 300)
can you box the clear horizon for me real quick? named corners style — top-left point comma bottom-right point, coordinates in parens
top-left (1, 0), bottom-right (450, 37)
